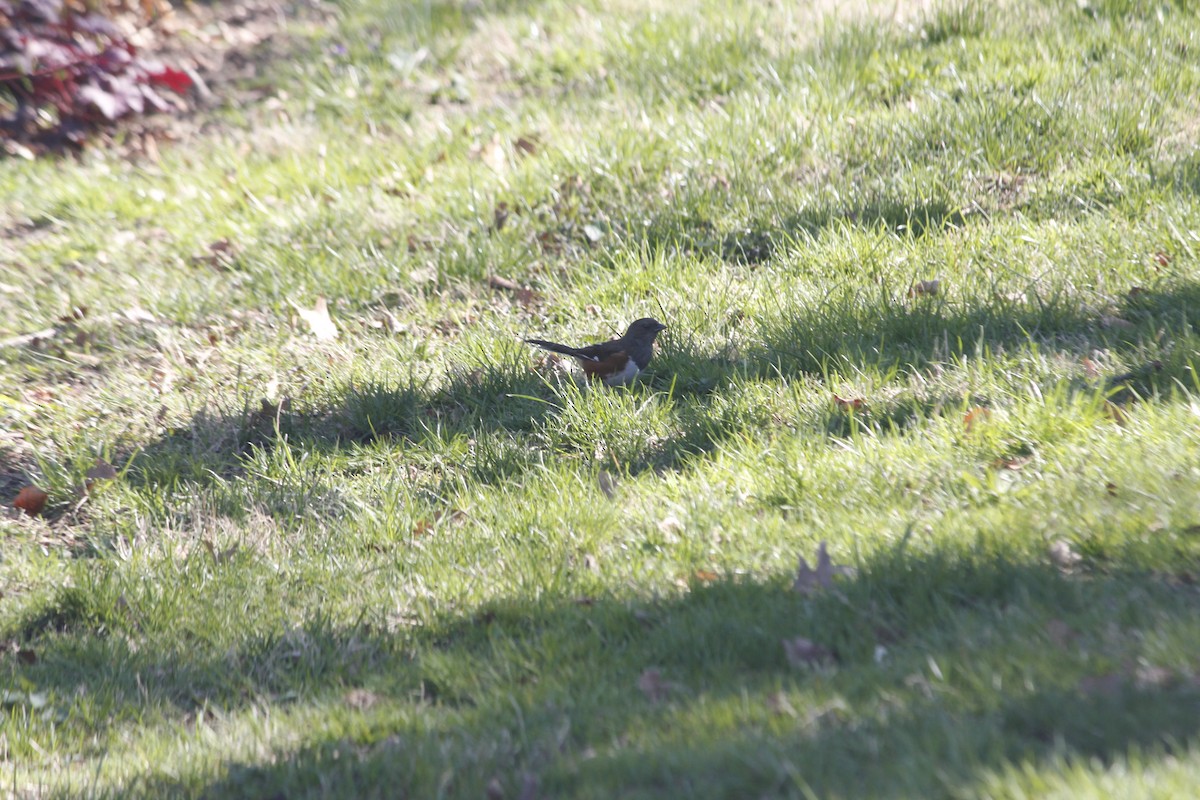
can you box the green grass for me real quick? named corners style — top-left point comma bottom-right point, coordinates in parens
top-left (4, 0), bottom-right (1200, 795)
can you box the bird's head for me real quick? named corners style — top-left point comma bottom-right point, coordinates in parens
top-left (625, 317), bottom-right (668, 342)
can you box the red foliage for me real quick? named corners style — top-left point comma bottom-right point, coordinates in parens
top-left (0, 0), bottom-right (192, 151)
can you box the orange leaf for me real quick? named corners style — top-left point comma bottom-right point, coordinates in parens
top-left (1153, 251), bottom-right (1170, 267)
top-left (693, 569), bottom-right (719, 584)
top-left (13, 485), bottom-right (48, 517)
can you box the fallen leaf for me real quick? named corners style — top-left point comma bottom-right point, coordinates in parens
top-left (13, 485), bottom-right (48, 517)
top-left (513, 136), bottom-right (539, 156)
top-left (963, 406), bottom-right (991, 432)
top-left (908, 279), bottom-right (940, 297)
top-left (487, 275), bottom-right (542, 306)
top-left (1153, 251), bottom-right (1170, 267)
top-left (16, 649), bottom-right (37, 666)
top-left (793, 541), bottom-right (854, 595)
top-left (832, 393), bottom-right (865, 412)
top-left (637, 668), bottom-right (673, 702)
top-left (1105, 482), bottom-right (1118, 496)
top-left (293, 297), bottom-right (338, 341)
top-left (413, 519), bottom-right (432, 537)
top-left (1048, 539), bottom-right (1082, 570)
top-left (693, 569), bottom-right (719, 584)
top-left (782, 637), bottom-right (835, 668)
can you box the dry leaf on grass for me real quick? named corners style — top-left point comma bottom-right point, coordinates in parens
top-left (13, 485), bottom-right (48, 517)
top-left (793, 541), bottom-right (855, 595)
top-left (293, 297), bottom-right (339, 341)
top-left (487, 275), bottom-right (542, 306)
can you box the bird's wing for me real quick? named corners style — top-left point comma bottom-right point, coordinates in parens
top-left (581, 350), bottom-right (630, 379)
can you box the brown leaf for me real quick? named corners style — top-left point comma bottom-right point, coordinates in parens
top-left (293, 297), bottom-right (338, 341)
top-left (793, 541), bottom-right (854, 595)
top-left (1153, 251), bottom-right (1170, 267)
top-left (908, 279), bottom-right (940, 297)
top-left (963, 406), bottom-right (991, 432)
top-left (487, 275), bottom-right (542, 306)
top-left (637, 668), bottom-right (673, 702)
top-left (13, 485), bottom-right (48, 517)
top-left (693, 569), bottom-right (719, 584)
top-left (16, 649), bottom-right (37, 666)
top-left (413, 519), bottom-right (432, 538)
top-left (782, 637), bottom-right (835, 668)
top-left (1082, 357), bottom-right (1101, 379)
top-left (513, 136), bottom-right (539, 156)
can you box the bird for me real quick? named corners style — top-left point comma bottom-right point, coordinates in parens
top-left (524, 317), bottom-right (667, 386)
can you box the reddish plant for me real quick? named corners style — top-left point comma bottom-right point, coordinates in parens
top-left (1, 0), bottom-right (191, 151)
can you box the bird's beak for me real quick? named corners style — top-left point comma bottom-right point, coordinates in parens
top-left (656, 322), bottom-right (667, 332)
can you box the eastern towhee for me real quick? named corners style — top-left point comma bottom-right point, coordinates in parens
top-left (525, 317), bottom-right (667, 386)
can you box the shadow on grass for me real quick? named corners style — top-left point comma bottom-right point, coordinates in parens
top-left (114, 278), bottom-right (1200, 528)
top-left (19, 542), bottom-right (1200, 798)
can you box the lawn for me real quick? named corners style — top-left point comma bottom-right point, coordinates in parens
top-left (4, 0), bottom-right (1200, 796)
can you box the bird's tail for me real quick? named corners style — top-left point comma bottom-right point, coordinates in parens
top-left (524, 338), bottom-right (586, 358)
